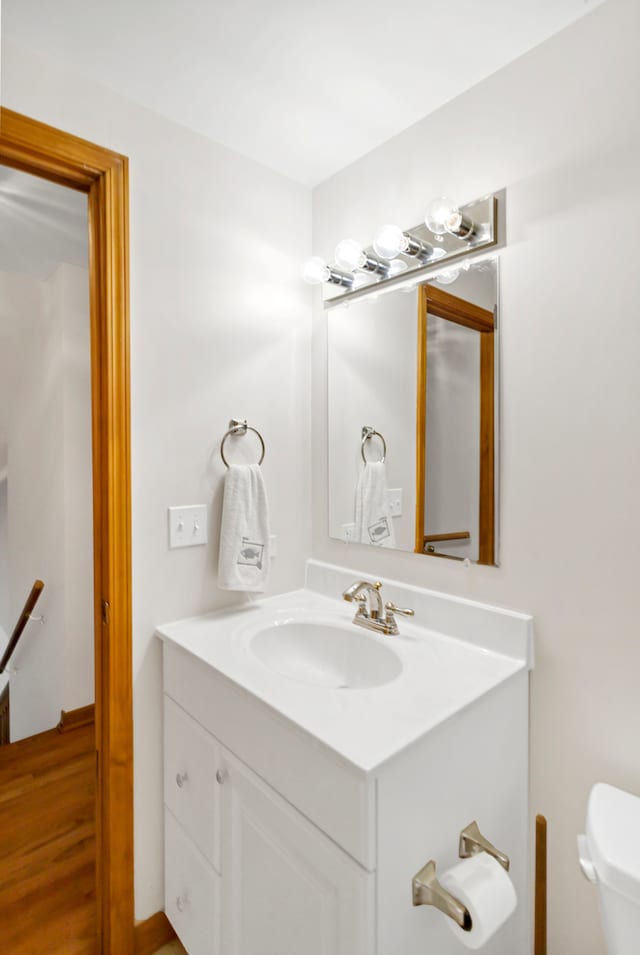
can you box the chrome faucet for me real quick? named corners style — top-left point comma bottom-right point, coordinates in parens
top-left (342, 580), bottom-right (415, 636)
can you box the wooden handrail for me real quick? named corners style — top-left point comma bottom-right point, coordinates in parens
top-left (0, 580), bottom-right (45, 674)
top-left (423, 531), bottom-right (471, 544)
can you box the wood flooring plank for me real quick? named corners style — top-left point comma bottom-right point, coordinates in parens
top-left (0, 721), bottom-right (97, 953)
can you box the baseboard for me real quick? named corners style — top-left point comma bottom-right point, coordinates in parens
top-left (57, 703), bottom-right (95, 733)
top-left (134, 911), bottom-right (176, 954)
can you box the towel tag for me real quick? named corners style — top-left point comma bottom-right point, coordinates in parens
top-left (237, 537), bottom-right (264, 570)
top-left (368, 518), bottom-right (391, 544)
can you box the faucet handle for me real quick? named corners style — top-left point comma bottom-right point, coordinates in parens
top-left (385, 601), bottom-right (415, 618)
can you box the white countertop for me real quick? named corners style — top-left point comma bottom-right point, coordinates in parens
top-left (156, 580), bottom-right (530, 774)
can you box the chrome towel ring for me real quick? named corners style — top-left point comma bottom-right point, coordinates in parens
top-left (221, 418), bottom-right (266, 468)
top-left (361, 426), bottom-right (387, 464)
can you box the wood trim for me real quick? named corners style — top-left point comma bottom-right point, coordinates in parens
top-left (134, 912), bottom-right (177, 955)
top-left (57, 703), bottom-right (96, 733)
top-left (423, 531), bottom-right (471, 544)
top-left (0, 108), bottom-right (134, 953)
top-left (415, 283), bottom-right (495, 565)
top-left (535, 815), bottom-right (548, 955)
top-left (421, 283), bottom-right (494, 332)
top-left (478, 332), bottom-right (495, 564)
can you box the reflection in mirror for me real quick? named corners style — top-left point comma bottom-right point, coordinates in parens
top-left (327, 258), bottom-right (498, 565)
top-left (0, 166), bottom-right (93, 738)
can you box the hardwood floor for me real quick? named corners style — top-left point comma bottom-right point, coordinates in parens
top-left (0, 721), bottom-right (96, 953)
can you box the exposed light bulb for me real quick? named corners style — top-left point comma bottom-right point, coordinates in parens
top-left (352, 272), bottom-right (376, 289)
top-left (446, 211), bottom-right (464, 233)
top-left (301, 256), bottom-right (330, 285)
top-left (335, 238), bottom-right (366, 272)
top-left (425, 196), bottom-right (458, 236)
top-left (373, 224), bottom-right (408, 260)
top-left (436, 268), bottom-right (460, 285)
top-left (430, 246), bottom-right (448, 261)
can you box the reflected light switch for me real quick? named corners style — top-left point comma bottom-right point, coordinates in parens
top-left (168, 504), bottom-right (208, 548)
top-left (387, 489), bottom-right (403, 517)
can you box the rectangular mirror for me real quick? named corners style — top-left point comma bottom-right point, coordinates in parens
top-left (327, 258), bottom-right (499, 565)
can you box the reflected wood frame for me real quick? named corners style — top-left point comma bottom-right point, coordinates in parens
top-left (0, 108), bottom-right (134, 952)
top-left (415, 283), bottom-right (495, 565)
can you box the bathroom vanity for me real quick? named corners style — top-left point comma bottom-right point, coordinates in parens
top-left (157, 561), bottom-right (533, 954)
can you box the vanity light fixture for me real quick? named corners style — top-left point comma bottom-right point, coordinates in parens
top-left (301, 255), bottom-right (354, 289)
top-left (304, 191), bottom-right (500, 300)
top-left (424, 196), bottom-right (478, 241)
top-left (334, 238), bottom-right (390, 277)
top-left (373, 223), bottom-right (441, 263)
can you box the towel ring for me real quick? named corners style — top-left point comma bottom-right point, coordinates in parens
top-left (361, 426), bottom-right (386, 464)
top-left (221, 418), bottom-right (266, 468)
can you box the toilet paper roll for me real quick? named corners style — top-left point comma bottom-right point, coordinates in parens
top-left (439, 853), bottom-right (517, 950)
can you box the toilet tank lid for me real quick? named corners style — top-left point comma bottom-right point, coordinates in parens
top-left (586, 783), bottom-right (640, 904)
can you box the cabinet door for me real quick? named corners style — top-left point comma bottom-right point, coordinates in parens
top-left (220, 750), bottom-right (374, 955)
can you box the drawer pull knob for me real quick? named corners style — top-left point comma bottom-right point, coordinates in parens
top-left (176, 771), bottom-right (189, 788)
top-left (216, 769), bottom-right (228, 785)
top-left (176, 894), bottom-right (188, 912)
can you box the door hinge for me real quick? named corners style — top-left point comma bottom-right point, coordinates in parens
top-left (102, 600), bottom-right (110, 626)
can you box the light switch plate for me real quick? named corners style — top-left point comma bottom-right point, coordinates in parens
top-left (342, 523), bottom-right (356, 542)
top-left (387, 489), bottom-right (403, 517)
top-left (168, 504), bottom-right (208, 548)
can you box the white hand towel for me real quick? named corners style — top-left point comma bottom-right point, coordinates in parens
top-left (355, 461), bottom-right (396, 548)
top-left (218, 464), bottom-right (271, 592)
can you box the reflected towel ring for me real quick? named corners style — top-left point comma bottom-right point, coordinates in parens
top-left (221, 418), bottom-right (266, 468)
top-left (361, 426), bottom-right (387, 464)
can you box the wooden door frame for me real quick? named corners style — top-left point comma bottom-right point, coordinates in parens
top-left (0, 108), bottom-right (134, 952)
top-left (415, 283), bottom-right (495, 564)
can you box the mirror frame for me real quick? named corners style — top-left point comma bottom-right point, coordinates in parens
top-left (415, 282), bottom-right (495, 564)
top-left (0, 108), bottom-right (134, 952)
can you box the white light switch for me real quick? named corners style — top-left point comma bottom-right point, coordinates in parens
top-left (342, 523), bottom-right (356, 542)
top-left (387, 489), bottom-right (403, 517)
top-left (168, 504), bottom-right (208, 549)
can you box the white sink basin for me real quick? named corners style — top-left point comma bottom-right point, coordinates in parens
top-left (250, 620), bottom-right (402, 689)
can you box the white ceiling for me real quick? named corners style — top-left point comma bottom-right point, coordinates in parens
top-left (4, 0), bottom-right (603, 187)
top-left (0, 167), bottom-right (88, 280)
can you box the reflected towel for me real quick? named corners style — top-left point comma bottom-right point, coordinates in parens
top-left (355, 461), bottom-right (396, 548)
top-left (218, 464), bottom-right (271, 592)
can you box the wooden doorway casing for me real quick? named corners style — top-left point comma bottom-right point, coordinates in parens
top-left (0, 108), bottom-right (134, 953)
top-left (415, 283), bottom-right (496, 565)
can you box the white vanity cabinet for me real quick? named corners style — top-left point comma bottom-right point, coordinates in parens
top-left (163, 683), bottom-right (373, 955)
top-left (159, 567), bottom-right (533, 955)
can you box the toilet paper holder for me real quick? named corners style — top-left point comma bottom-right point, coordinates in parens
top-left (412, 820), bottom-right (510, 931)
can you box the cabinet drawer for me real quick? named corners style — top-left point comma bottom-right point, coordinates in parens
top-left (165, 808), bottom-right (221, 955)
top-left (164, 695), bottom-right (222, 872)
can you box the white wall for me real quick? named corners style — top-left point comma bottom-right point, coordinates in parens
top-left (0, 474), bottom-right (9, 698)
top-left (1, 40), bottom-right (312, 917)
top-left (425, 313), bottom-right (480, 560)
top-left (0, 264), bottom-right (94, 741)
top-left (0, 478), bottom-right (8, 634)
top-left (312, 2), bottom-right (640, 952)
top-left (57, 264), bottom-right (94, 713)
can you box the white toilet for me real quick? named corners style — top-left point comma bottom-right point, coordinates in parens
top-left (577, 783), bottom-right (640, 954)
